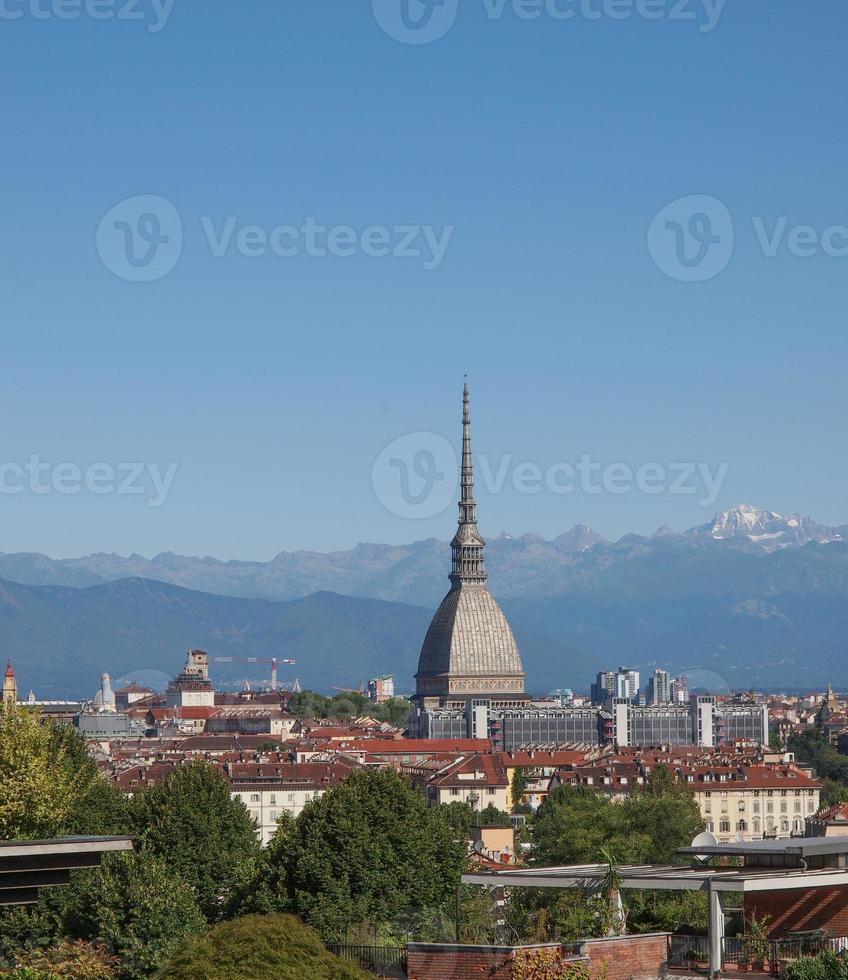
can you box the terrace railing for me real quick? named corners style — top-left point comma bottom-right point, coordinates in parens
top-left (669, 933), bottom-right (848, 975)
top-left (327, 944), bottom-right (408, 978)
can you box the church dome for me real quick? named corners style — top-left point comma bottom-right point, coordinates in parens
top-left (416, 582), bottom-right (524, 695)
top-left (414, 381), bottom-right (525, 699)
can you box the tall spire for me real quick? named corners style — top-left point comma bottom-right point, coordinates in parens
top-left (450, 379), bottom-right (487, 587)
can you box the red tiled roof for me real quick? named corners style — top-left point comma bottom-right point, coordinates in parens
top-left (428, 753), bottom-right (509, 788)
top-left (499, 750), bottom-right (589, 768)
top-left (322, 738), bottom-right (492, 754)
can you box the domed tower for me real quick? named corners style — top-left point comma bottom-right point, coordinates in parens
top-left (411, 382), bottom-right (525, 738)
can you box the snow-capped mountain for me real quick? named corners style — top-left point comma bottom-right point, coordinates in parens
top-left (688, 504), bottom-right (846, 550)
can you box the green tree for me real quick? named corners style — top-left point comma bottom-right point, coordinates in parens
top-left (156, 914), bottom-right (371, 980)
top-left (505, 888), bottom-right (605, 944)
top-left (511, 767), bottom-right (528, 811)
top-left (224, 812), bottom-right (296, 919)
top-left (276, 769), bottom-right (465, 941)
top-left (530, 786), bottom-right (652, 867)
top-left (623, 765), bottom-right (704, 864)
top-left (438, 801), bottom-right (475, 839)
top-left (0, 704), bottom-right (98, 840)
top-left (820, 779), bottom-right (848, 809)
top-left (65, 852), bottom-right (205, 980)
top-left (789, 731), bottom-right (848, 784)
top-left (130, 761), bottom-right (259, 921)
top-left (478, 803), bottom-right (512, 826)
top-left (522, 773), bottom-right (704, 942)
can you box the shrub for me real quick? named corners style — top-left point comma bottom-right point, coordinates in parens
top-left (784, 949), bottom-right (848, 980)
top-left (156, 914), bottom-right (371, 980)
top-left (3, 939), bottom-right (118, 978)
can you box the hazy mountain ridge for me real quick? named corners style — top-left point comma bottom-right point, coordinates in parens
top-left (4, 505), bottom-right (848, 695)
top-left (2, 506), bottom-right (845, 608)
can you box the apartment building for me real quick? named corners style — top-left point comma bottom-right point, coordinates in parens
top-left (684, 764), bottom-right (820, 842)
top-left (228, 761), bottom-right (357, 845)
top-left (421, 753), bottom-right (511, 814)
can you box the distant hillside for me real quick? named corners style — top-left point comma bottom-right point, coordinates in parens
top-left (0, 578), bottom-right (584, 700)
top-left (3, 504), bottom-right (848, 695)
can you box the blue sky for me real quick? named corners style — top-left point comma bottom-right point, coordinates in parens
top-left (2, 0), bottom-right (847, 559)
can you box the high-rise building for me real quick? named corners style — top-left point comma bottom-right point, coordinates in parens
top-left (647, 669), bottom-right (672, 705)
top-left (2, 661), bottom-right (16, 705)
top-left (410, 382), bottom-right (527, 742)
top-left (615, 667), bottom-right (640, 700)
top-left (591, 671), bottom-right (617, 705)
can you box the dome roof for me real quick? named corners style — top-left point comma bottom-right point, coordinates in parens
top-left (416, 582), bottom-right (525, 695)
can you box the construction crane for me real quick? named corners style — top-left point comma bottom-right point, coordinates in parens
top-left (212, 656), bottom-right (296, 691)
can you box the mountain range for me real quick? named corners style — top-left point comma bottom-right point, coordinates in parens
top-left (3, 505), bottom-right (848, 697)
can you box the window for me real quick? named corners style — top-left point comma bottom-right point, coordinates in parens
top-left (719, 819), bottom-right (731, 833)
top-left (450, 788), bottom-right (459, 796)
top-left (737, 820), bottom-right (746, 832)
top-left (486, 788), bottom-right (496, 796)
top-left (251, 794), bottom-right (260, 804)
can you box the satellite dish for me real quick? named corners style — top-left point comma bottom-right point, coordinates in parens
top-left (690, 830), bottom-right (718, 864)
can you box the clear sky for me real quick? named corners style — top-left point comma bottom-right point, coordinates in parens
top-left (3, 0), bottom-right (847, 559)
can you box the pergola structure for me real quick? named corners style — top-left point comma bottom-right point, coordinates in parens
top-left (0, 836), bottom-right (133, 906)
top-left (462, 838), bottom-right (848, 977)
